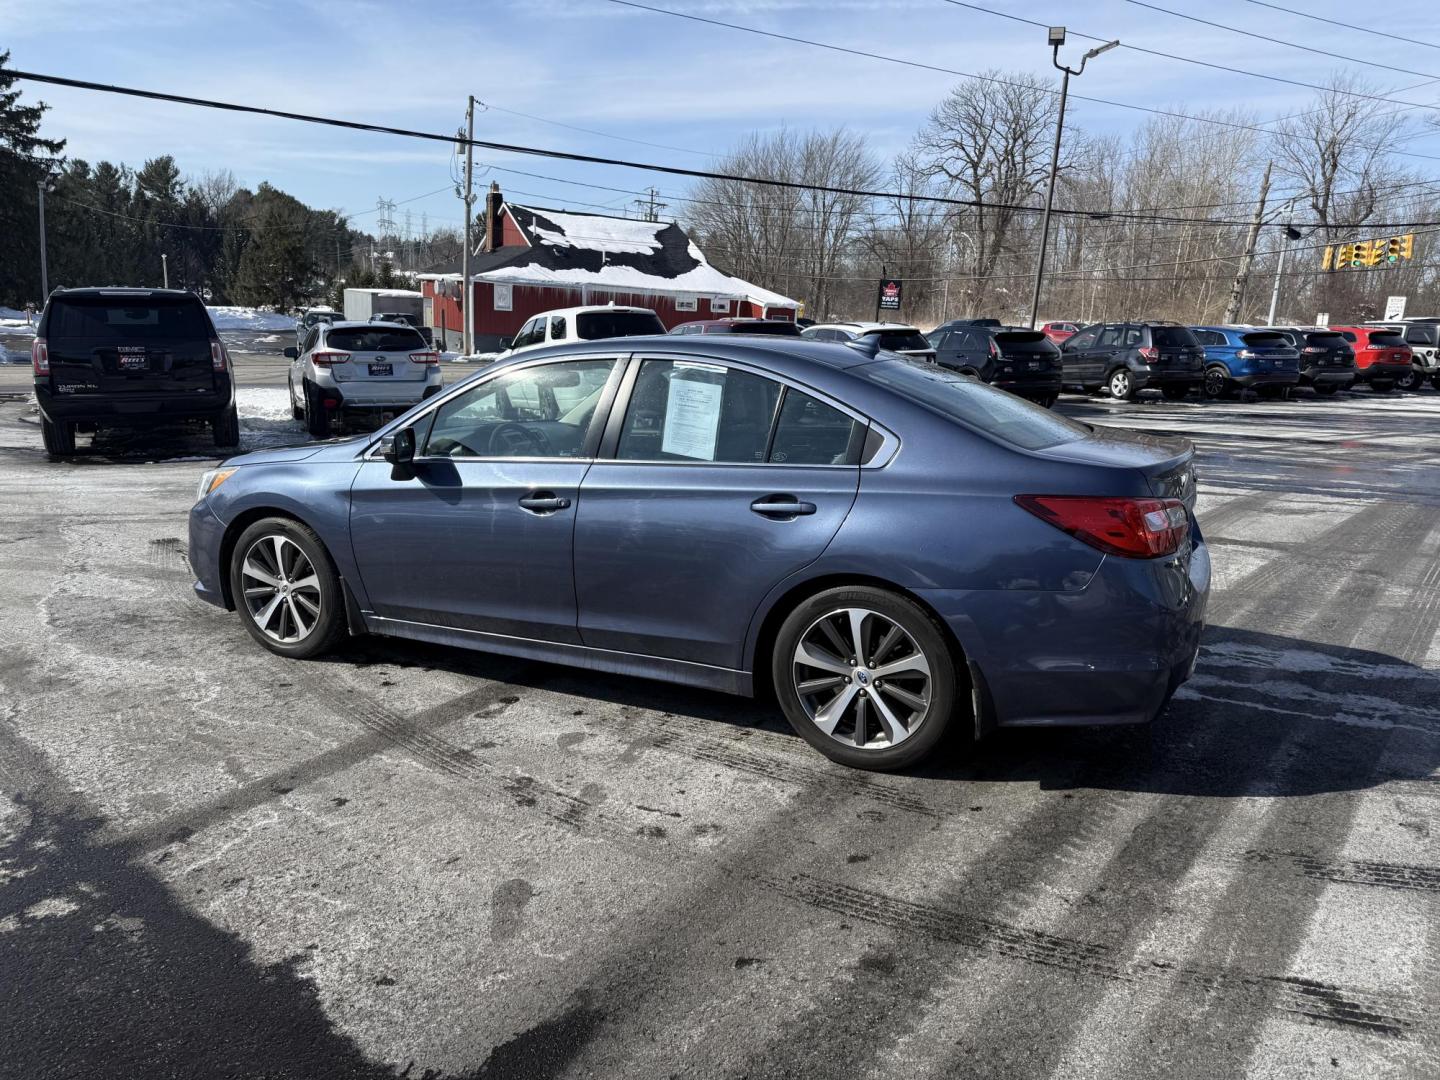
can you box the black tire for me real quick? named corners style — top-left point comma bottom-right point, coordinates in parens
top-left (1256, 385), bottom-right (1292, 401)
top-left (303, 380), bottom-right (331, 438)
top-left (212, 405), bottom-right (240, 448)
top-left (1314, 383), bottom-right (1339, 396)
top-left (1203, 366), bottom-right (1230, 400)
top-left (1396, 368), bottom-right (1422, 392)
top-left (289, 376), bottom-right (304, 420)
top-left (1106, 367), bottom-right (1136, 401)
top-left (1161, 385), bottom-right (1191, 401)
top-left (1370, 380), bottom-right (1394, 394)
top-left (1029, 393), bottom-right (1058, 408)
top-left (1432, 374), bottom-right (1440, 391)
top-left (40, 415), bottom-right (76, 456)
top-left (772, 586), bottom-right (960, 771)
top-left (228, 516), bottom-right (346, 659)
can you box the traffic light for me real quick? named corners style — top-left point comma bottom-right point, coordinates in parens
top-left (1401, 233), bottom-right (1414, 259)
top-left (1322, 246), bottom-right (1335, 271)
top-left (1350, 240), bottom-right (1370, 267)
top-left (1336, 242), bottom-right (1354, 268)
top-left (1365, 239), bottom-right (1386, 266)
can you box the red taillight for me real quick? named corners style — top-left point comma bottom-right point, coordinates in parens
top-left (1138, 346), bottom-right (1159, 363)
top-left (1014, 495), bottom-right (1190, 559)
top-left (311, 350), bottom-right (351, 366)
top-left (988, 338), bottom-right (999, 358)
top-left (31, 338), bottom-right (49, 376)
top-left (210, 340), bottom-right (228, 372)
top-left (408, 351), bottom-right (439, 365)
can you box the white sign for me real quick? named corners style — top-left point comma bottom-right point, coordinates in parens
top-left (1385, 295), bottom-right (1407, 320)
top-left (661, 373), bottom-right (723, 461)
top-left (1315, 312), bottom-right (1329, 327)
top-left (710, 296), bottom-right (731, 314)
top-left (494, 283), bottom-right (513, 311)
top-left (675, 295), bottom-right (698, 312)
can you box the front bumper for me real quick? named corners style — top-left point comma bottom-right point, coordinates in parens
top-left (921, 534), bottom-right (1210, 729)
top-left (188, 500), bottom-right (230, 609)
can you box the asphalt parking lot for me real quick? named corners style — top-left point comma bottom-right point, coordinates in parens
top-left (2, 339), bottom-right (1439, 1079)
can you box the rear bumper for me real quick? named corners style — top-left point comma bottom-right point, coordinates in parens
top-left (315, 380), bottom-right (442, 412)
top-left (921, 535), bottom-right (1210, 729)
top-left (36, 380), bottom-right (235, 424)
top-left (1298, 365), bottom-right (1355, 386)
top-left (1356, 363), bottom-right (1410, 383)
top-left (991, 374), bottom-right (1062, 395)
top-left (1229, 370), bottom-right (1300, 388)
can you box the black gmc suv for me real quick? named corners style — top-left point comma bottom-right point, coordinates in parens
top-left (31, 288), bottom-right (238, 456)
top-left (1059, 321), bottom-right (1205, 401)
top-left (926, 322), bottom-right (1062, 406)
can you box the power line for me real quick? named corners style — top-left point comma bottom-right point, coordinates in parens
top-left (473, 97), bottom-right (716, 159)
top-left (1237, 0), bottom-right (1440, 52)
top-left (16, 65), bottom-right (1440, 231)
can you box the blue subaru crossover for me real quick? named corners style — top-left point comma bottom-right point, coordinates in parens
top-left (1189, 326), bottom-right (1302, 399)
top-left (189, 337), bottom-right (1210, 770)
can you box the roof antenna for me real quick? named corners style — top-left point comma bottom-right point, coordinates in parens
top-left (844, 337), bottom-right (883, 359)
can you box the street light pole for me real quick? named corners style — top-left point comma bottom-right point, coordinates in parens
top-left (1028, 29), bottom-right (1118, 330)
top-left (161, 253), bottom-right (169, 289)
top-left (37, 180), bottom-right (49, 300)
top-left (459, 94), bottom-right (476, 357)
top-left (1266, 198), bottom-right (1300, 326)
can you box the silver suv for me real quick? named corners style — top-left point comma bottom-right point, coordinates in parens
top-left (286, 321), bottom-right (442, 436)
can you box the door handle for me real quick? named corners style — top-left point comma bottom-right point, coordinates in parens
top-left (751, 496), bottom-right (817, 518)
top-left (518, 492), bottom-right (571, 514)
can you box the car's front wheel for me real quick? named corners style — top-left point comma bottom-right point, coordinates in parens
top-left (288, 375), bottom-right (304, 420)
top-left (773, 586), bottom-right (958, 771)
top-left (229, 517), bottom-right (346, 659)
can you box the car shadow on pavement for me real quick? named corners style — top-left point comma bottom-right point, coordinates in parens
top-left (318, 624), bottom-right (1438, 801)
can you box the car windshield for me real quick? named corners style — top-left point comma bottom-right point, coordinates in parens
top-left (1151, 326), bottom-right (1199, 348)
top-left (858, 358), bottom-right (1089, 450)
top-left (47, 295), bottom-right (211, 341)
top-left (576, 311), bottom-right (665, 339)
top-left (871, 331), bottom-right (931, 352)
top-left (324, 327), bottom-right (426, 352)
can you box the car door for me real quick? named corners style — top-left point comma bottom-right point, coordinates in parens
top-left (1089, 326), bottom-right (1126, 385)
top-left (347, 355), bottom-right (625, 642)
top-left (573, 356), bottom-right (866, 669)
top-left (1060, 325), bottom-right (1100, 387)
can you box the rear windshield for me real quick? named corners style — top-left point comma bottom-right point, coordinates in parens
top-left (858, 358), bottom-right (1088, 451)
top-left (727, 321), bottom-right (802, 336)
top-left (576, 311), bottom-right (665, 339)
top-left (1240, 332), bottom-right (1289, 347)
top-left (1150, 326), bottom-right (1199, 348)
top-left (870, 330), bottom-right (931, 352)
top-left (993, 330), bottom-right (1055, 353)
top-left (1368, 330), bottom-right (1405, 345)
top-left (325, 327), bottom-right (426, 352)
top-left (1303, 331), bottom-right (1344, 347)
top-left (46, 295), bottom-right (211, 341)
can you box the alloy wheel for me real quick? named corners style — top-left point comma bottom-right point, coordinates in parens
top-left (1204, 368), bottom-right (1227, 398)
top-left (1109, 371), bottom-right (1131, 399)
top-left (241, 534), bottom-right (322, 644)
top-left (791, 607), bottom-right (933, 750)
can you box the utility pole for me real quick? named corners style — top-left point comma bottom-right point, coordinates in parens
top-left (459, 95), bottom-right (477, 357)
top-left (1029, 28), bottom-right (1119, 329)
top-left (1222, 160), bottom-right (1272, 324)
top-left (631, 187), bottom-right (667, 222)
top-left (1267, 198), bottom-right (1299, 327)
top-left (161, 253), bottom-right (169, 289)
top-left (37, 180), bottom-right (50, 300)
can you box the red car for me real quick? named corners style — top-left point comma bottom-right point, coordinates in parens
top-left (1040, 321), bottom-right (1079, 345)
top-left (1330, 326), bottom-right (1412, 393)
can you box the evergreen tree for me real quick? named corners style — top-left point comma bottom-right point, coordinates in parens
top-left (0, 51), bottom-right (66, 306)
top-left (231, 184), bottom-right (316, 310)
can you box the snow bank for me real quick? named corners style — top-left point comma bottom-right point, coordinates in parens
top-left (207, 306), bottom-right (296, 332)
top-left (0, 307), bottom-right (36, 335)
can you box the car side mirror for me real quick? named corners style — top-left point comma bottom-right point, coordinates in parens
top-left (384, 426), bottom-right (416, 466)
top-left (284, 346), bottom-right (299, 359)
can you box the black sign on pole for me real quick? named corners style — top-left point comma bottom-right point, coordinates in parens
top-left (877, 277), bottom-right (902, 316)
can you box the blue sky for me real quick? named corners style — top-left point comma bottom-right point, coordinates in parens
top-left (5, 0), bottom-right (1440, 233)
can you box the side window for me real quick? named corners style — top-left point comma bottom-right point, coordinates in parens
top-left (1405, 326), bottom-right (1435, 345)
top-left (422, 358), bottom-right (619, 459)
top-left (769, 390), bottom-right (864, 466)
top-left (1122, 327), bottom-right (1144, 348)
top-left (550, 316), bottom-right (567, 340)
top-left (1194, 330), bottom-right (1219, 346)
top-left (1065, 327), bottom-right (1099, 351)
top-left (616, 360), bottom-right (782, 463)
top-left (516, 319), bottom-right (541, 348)
top-left (1096, 327), bottom-right (1122, 349)
top-left (302, 327), bottom-right (319, 353)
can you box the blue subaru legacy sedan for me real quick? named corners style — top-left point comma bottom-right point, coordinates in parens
top-left (189, 337), bottom-right (1210, 771)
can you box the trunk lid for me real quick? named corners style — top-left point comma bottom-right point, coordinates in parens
top-left (1033, 425), bottom-right (1198, 511)
top-left (323, 325), bottom-right (432, 385)
top-left (44, 293), bottom-right (216, 396)
top-left (993, 330), bottom-right (1060, 374)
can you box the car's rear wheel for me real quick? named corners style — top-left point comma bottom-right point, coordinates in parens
top-left (1203, 366), bottom-right (1230, 399)
top-left (1257, 385), bottom-right (1291, 401)
top-left (229, 517), bottom-right (346, 659)
top-left (1396, 368), bottom-right (1423, 392)
top-left (1106, 368), bottom-right (1136, 401)
top-left (40, 415), bottom-right (76, 456)
top-left (212, 405), bottom-right (240, 448)
top-left (1432, 374), bottom-right (1440, 391)
top-left (1029, 393), bottom-right (1058, 408)
top-left (1371, 380), bottom-right (1394, 394)
top-left (773, 586), bottom-right (958, 771)
top-left (303, 380), bottom-right (331, 438)
top-left (1161, 385), bottom-right (1191, 401)
top-left (1314, 383), bottom-right (1339, 396)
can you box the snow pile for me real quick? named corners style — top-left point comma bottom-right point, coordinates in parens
top-left (522, 207), bottom-right (664, 255)
top-left (206, 307), bottom-right (296, 331)
top-left (0, 307), bottom-right (36, 334)
top-left (477, 261), bottom-right (797, 310)
top-left (236, 387), bottom-right (298, 425)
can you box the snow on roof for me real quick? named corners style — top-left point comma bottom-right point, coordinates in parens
top-left (345, 288), bottom-right (422, 298)
top-left (473, 261), bottom-right (796, 309)
top-left (519, 207), bottom-right (665, 256)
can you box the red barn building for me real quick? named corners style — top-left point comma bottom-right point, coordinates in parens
top-left (419, 186), bottom-right (798, 353)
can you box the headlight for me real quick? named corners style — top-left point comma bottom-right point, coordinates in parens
top-left (196, 468), bottom-right (235, 502)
